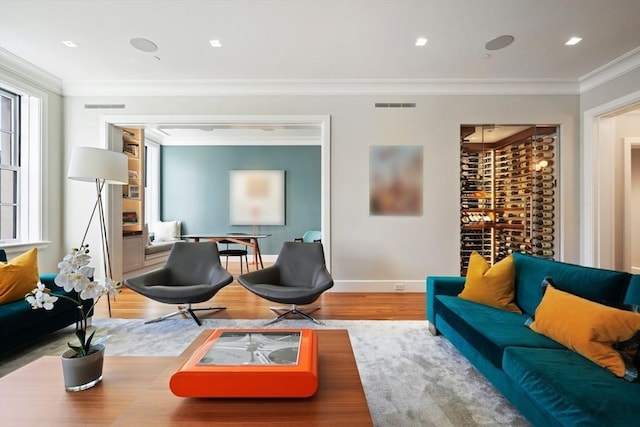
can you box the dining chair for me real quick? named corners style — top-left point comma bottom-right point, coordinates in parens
top-left (218, 233), bottom-right (250, 273)
top-left (294, 230), bottom-right (322, 243)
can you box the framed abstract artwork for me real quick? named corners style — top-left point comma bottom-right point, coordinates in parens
top-left (230, 170), bottom-right (285, 225)
top-left (369, 145), bottom-right (423, 216)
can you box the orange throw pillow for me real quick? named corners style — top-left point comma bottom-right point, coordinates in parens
top-left (458, 252), bottom-right (521, 313)
top-left (0, 248), bottom-right (40, 304)
top-left (529, 284), bottom-right (640, 378)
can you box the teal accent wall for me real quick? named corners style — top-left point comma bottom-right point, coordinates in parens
top-left (160, 145), bottom-right (321, 255)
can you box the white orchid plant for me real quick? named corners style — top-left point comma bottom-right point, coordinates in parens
top-left (25, 245), bottom-right (120, 357)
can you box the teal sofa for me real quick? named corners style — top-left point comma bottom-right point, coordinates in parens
top-left (427, 252), bottom-right (640, 427)
top-left (0, 250), bottom-right (92, 356)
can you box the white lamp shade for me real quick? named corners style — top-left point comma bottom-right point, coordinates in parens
top-left (68, 146), bottom-right (129, 185)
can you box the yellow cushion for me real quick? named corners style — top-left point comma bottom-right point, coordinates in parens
top-left (458, 251), bottom-right (521, 313)
top-left (530, 284), bottom-right (640, 378)
top-left (0, 248), bottom-right (40, 304)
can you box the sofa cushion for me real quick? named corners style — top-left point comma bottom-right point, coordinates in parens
top-left (459, 252), bottom-right (521, 313)
top-left (154, 220), bottom-right (181, 242)
top-left (529, 284), bottom-right (640, 379)
top-left (0, 248), bottom-right (40, 304)
top-left (512, 252), bottom-right (631, 316)
top-left (434, 295), bottom-right (562, 368)
top-left (502, 346), bottom-right (640, 427)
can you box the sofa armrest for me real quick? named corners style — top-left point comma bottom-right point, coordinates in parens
top-left (426, 276), bottom-right (465, 330)
top-left (39, 273), bottom-right (57, 287)
top-left (624, 274), bottom-right (640, 310)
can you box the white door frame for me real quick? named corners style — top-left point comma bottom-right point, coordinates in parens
top-left (624, 137), bottom-right (640, 273)
top-left (581, 90), bottom-right (640, 268)
top-left (98, 114), bottom-right (331, 281)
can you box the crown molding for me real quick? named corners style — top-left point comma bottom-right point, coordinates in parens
top-left (63, 78), bottom-right (579, 97)
top-left (0, 47), bottom-right (62, 95)
top-left (579, 48), bottom-right (640, 94)
top-left (3, 42), bottom-right (637, 98)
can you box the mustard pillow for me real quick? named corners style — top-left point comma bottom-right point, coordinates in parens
top-left (0, 248), bottom-right (40, 304)
top-left (458, 251), bottom-right (521, 313)
top-left (529, 284), bottom-right (640, 378)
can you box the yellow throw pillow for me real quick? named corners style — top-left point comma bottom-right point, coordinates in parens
top-left (458, 251), bottom-right (521, 313)
top-left (529, 284), bottom-right (640, 378)
top-left (0, 248), bottom-right (40, 304)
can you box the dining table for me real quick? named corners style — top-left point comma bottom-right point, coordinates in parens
top-left (181, 233), bottom-right (271, 269)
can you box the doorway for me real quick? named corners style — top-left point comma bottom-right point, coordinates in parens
top-left (100, 114), bottom-right (331, 281)
top-left (582, 93), bottom-right (640, 270)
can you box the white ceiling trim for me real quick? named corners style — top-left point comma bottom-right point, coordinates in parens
top-left (2, 45), bottom-right (638, 98)
top-left (579, 48), bottom-right (640, 94)
top-left (0, 47), bottom-right (62, 95)
top-left (62, 78), bottom-right (579, 97)
top-left (157, 136), bottom-right (320, 146)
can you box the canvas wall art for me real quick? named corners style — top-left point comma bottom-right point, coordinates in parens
top-left (230, 170), bottom-right (285, 225)
top-left (370, 145), bottom-right (423, 216)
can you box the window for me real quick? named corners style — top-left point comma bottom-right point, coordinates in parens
top-left (0, 83), bottom-right (43, 247)
top-left (0, 89), bottom-right (19, 241)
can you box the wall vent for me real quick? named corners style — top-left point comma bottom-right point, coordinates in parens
top-left (374, 103), bottom-right (417, 108)
top-left (84, 104), bottom-right (126, 109)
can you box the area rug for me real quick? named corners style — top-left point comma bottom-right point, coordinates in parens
top-left (0, 319), bottom-right (529, 427)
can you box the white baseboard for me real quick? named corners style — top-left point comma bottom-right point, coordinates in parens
top-left (331, 280), bottom-right (425, 293)
top-left (243, 257), bottom-right (427, 292)
top-left (631, 266), bottom-right (640, 274)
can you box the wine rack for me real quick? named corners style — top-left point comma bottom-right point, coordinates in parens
top-left (460, 126), bottom-right (557, 274)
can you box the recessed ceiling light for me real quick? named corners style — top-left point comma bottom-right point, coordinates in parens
top-left (565, 37), bottom-right (582, 46)
top-left (485, 35), bottom-right (514, 51)
top-left (130, 37), bottom-right (158, 52)
top-left (62, 41), bottom-right (77, 48)
top-left (415, 37), bottom-right (428, 47)
top-left (209, 39), bottom-right (222, 47)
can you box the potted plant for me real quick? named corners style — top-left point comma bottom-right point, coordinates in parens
top-left (25, 244), bottom-right (119, 391)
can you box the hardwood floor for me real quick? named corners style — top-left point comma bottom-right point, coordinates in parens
top-left (94, 262), bottom-right (426, 321)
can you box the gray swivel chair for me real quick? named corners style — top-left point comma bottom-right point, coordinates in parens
top-left (124, 242), bottom-right (233, 326)
top-left (237, 241), bottom-right (333, 325)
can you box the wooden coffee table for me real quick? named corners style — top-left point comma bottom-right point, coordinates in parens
top-left (0, 329), bottom-right (372, 426)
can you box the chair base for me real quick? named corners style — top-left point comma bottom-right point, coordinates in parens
top-left (144, 303), bottom-right (226, 326)
top-left (266, 304), bottom-right (323, 326)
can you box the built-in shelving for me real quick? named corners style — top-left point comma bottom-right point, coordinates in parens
top-left (122, 127), bottom-right (144, 236)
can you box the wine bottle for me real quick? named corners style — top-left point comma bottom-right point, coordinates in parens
top-left (534, 189), bottom-right (554, 196)
top-left (534, 204), bottom-right (554, 211)
top-left (534, 182), bottom-right (553, 188)
top-left (535, 250), bottom-right (554, 257)
top-left (533, 219), bottom-right (554, 226)
top-left (533, 145), bottom-right (553, 152)
top-left (534, 212), bottom-right (554, 219)
top-left (534, 234), bottom-right (553, 241)
top-left (533, 197), bottom-right (554, 204)
top-left (534, 227), bottom-right (554, 234)
top-left (534, 242), bottom-right (553, 249)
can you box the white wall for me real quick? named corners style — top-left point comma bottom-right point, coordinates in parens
top-left (63, 93), bottom-right (580, 291)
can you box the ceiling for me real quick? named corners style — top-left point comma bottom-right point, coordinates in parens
top-left (1, 0), bottom-right (639, 86)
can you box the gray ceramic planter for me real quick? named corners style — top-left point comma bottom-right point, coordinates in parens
top-left (60, 344), bottom-right (105, 392)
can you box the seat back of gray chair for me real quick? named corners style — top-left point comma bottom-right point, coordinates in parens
top-left (275, 241), bottom-right (328, 288)
top-left (165, 242), bottom-right (224, 285)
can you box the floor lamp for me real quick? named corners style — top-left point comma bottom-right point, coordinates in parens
top-left (67, 147), bottom-right (128, 316)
